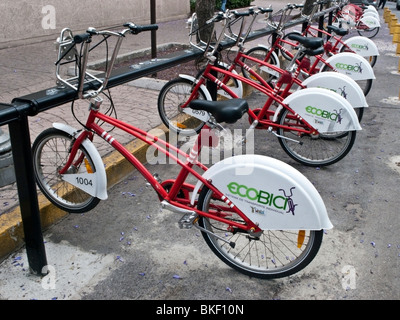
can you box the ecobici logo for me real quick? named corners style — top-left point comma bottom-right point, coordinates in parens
top-left (351, 43), bottom-right (368, 51)
top-left (305, 106), bottom-right (343, 124)
top-left (227, 182), bottom-right (298, 215)
top-left (335, 61), bottom-right (363, 74)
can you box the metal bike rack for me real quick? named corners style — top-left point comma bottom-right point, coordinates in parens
top-left (0, 4), bottom-right (339, 275)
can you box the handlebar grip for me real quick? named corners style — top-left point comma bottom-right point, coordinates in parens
top-left (125, 23), bottom-right (158, 34)
top-left (73, 33), bottom-right (91, 44)
top-left (206, 12), bottom-right (224, 24)
top-left (232, 10), bottom-right (250, 17)
top-left (259, 7), bottom-right (273, 14)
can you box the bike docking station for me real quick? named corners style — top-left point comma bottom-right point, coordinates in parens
top-left (0, 4), bottom-right (342, 276)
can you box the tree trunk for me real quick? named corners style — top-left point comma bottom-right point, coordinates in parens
top-left (302, 0), bottom-right (315, 16)
top-left (195, 0), bottom-right (216, 43)
top-left (303, 0), bottom-right (333, 15)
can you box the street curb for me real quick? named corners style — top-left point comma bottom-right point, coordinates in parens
top-left (0, 122), bottom-right (170, 260)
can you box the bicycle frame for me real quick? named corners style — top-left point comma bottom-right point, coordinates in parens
top-left (182, 57), bottom-right (320, 136)
top-left (57, 104), bottom-right (262, 233)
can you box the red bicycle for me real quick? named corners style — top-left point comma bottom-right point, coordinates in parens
top-left (324, 0), bottom-right (380, 38)
top-left (158, 9), bottom-right (361, 167)
top-left (241, 3), bottom-right (375, 96)
top-left (32, 23), bottom-right (333, 279)
top-left (279, 0), bottom-right (379, 67)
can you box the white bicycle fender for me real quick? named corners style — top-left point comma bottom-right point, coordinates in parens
top-left (323, 52), bottom-right (375, 80)
top-left (360, 15), bottom-right (381, 28)
top-left (191, 155), bottom-right (333, 230)
top-left (361, 11), bottom-right (379, 20)
top-left (178, 74), bottom-right (213, 119)
top-left (283, 87), bottom-right (362, 133)
top-left (365, 6), bottom-right (378, 14)
top-left (343, 36), bottom-right (379, 57)
top-left (53, 123), bottom-right (108, 200)
top-left (301, 72), bottom-right (368, 108)
top-left (215, 62), bottom-right (243, 99)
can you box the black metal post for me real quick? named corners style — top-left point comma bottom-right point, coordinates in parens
top-left (151, 0), bottom-right (157, 60)
top-left (8, 114), bottom-right (47, 275)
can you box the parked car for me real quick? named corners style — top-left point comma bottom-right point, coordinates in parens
top-left (397, 0), bottom-right (400, 10)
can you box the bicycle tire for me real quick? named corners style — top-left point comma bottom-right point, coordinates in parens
top-left (157, 77), bottom-right (207, 135)
top-left (277, 108), bottom-right (357, 167)
top-left (197, 186), bottom-right (323, 279)
top-left (357, 26), bottom-right (379, 39)
top-left (195, 62), bottom-right (243, 100)
top-left (241, 46), bottom-right (279, 85)
top-left (280, 31), bottom-right (302, 61)
top-left (32, 128), bottom-right (101, 213)
top-left (339, 45), bottom-right (377, 68)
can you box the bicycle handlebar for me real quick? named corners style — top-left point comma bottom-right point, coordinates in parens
top-left (55, 22), bottom-right (158, 99)
top-left (73, 33), bottom-right (91, 44)
top-left (123, 22), bottom-right (159, 34)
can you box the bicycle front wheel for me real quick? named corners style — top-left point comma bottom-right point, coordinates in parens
top-left (158, 77), bottom-right (206, 135)
top-left (277, 108), bottom-right (356, 167)
top-left (197, 187), bottom-right (323, 279)
top-left (280, 32), bottom-right (302, 61)
top-left (241, 46), bottom-right (279, 85)
top-left (32, 128), bottom-right (101, 213)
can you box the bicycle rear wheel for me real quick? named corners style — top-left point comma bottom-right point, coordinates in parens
top-left (32, 128), bottom-right (101, 213)
top-left (356, 25), bottom-right (379, 39)
top-left (158, 77), bottom-right (206, 135)
top-left (277, 108), bottom-right (357, 167)
top-left (197, 187), bottom-right (323, 279)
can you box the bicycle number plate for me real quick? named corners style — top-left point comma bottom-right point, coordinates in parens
top-left (183, 107), bottom-right (210, 122)
top-left (62, 172), bottom-right (97, 197)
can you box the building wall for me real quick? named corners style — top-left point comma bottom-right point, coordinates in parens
top-left (0, 0), bottom-right (190, 47)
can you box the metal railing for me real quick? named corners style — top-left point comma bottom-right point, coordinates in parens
top-left (0, 4), bottom-right (339, 274)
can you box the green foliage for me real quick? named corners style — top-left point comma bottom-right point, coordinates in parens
top-left (215, 0), bottom-right (253, 10)
top-left (190, 0), bottom-right (196, 12)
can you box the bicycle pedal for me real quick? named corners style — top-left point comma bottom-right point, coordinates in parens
top-left (178, 212), bottom-right (198, 229)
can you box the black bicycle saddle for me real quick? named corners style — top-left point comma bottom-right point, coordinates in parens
top-left (189, 99), bottom-right (248, 124)
top-left (287, 33), bottom-right (324, 49)
top-left (327, 25), bottom-right (349, 36)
